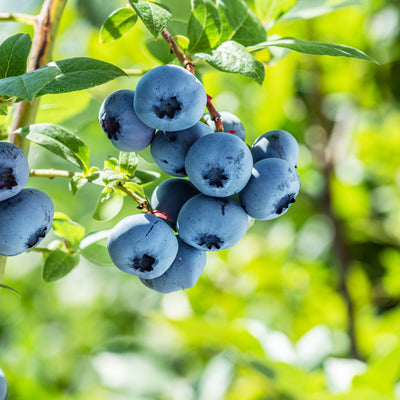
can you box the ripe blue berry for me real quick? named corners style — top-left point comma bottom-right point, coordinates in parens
top-left (107, 213), bottom-right (178, 279)
top-left (204, 111), bottom-right (246, 141)
top-left (99, 89), bottom-right (155, 152)
top-left (185, 132), bottom-right (253, 197)
top-left (134, 65), bottom-right (207, 131)
top-left (0, 142), bottom-right (29, 201)
top-left (150, 122), bottom-right (212, 176)
top-left (0, 368), bottom-right (7, 400)
top-left (251, 129), bottom-right (299, 167)
top-left (239, 158), bottom-right (300, 220)
top-left (177, 194), bottom-right (248, 251)
top-left (0, 188), bottom-right (54, 256)
top-left (140, 237), bottom-right (206, 293)
top-left (151, 178), bottom-right (199, 230)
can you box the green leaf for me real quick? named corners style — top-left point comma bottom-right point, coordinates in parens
top-left (52, 212), bottom-right (86, 250)
top-left (196, 41), bottom-right (265, 85)
top-left (254, 0), bottom-right (296, 25)
top-left (249, 37), bottom-right (379, 64)
top-left (132, 169), bottom-right (161, 186)
top-left (0, 63), bottom-right (61, 102)
top-left (102, 167), bottom-right (125, 185)
top-left (80, 230), bottom-right (113, 265)
top-left (15, 123), bottom-right (90, 174)
top-left (93, 187), bottom-right (124, 221)
top-left (217, 0), bottom-right (266, 47)
top-left (145, 38), bottom-right (175, 64)
top-left (119, 152), bottom-right (139, 177)
top-left (279, 0), bottom-right (362, 22)
top-left (123, 181), bottom-right (146, 198)
top-left (0, 283), bottom-right (21, 297)
top-left (100, 8), bottom-right (138, 43)
top-left (128, 1), bottom-right (172, 37)
top-left (36, 57), bottom-right (126, 96)
top-left (0, 33), bottom-right (32, 78)
top-left (43, 249), bottom-right (79, 282)
top-left (69, 175), bottom-right (87, 196)
top-left (187, 0), bottom-right (222, 53)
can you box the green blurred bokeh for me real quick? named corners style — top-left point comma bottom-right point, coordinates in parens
top-left (1, 0), bottom-right (400, 399)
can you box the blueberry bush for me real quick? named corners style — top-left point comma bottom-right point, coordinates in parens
top-left (1, 0), bottom-right (399, 398)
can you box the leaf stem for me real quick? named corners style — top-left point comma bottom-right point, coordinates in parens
top-left (116, 181), bottom-right (150, 211)
top-left (0, 12), bottom-right (36, 25)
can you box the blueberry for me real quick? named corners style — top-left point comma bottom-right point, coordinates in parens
top-left (239, 158), bottom-right (300, 220)
top-left (185, 132), bottom-right (253, 197)
top-left (0, 188), bottom-right (54, 256)
top-left (251, 129), bottom-right (299, 167)
top-left (204, 111), bottom-right (246, 141)
top-left (140, 237), bottom-right (206, 293)
top-left (107, 213), bottom-right (178, 279)
top-left (0, 367), bottom-right (7, 400)
top-left (134, 65), bottom-right (207, 131)
top-left (99, 89), bottom-right (155, 152)
top-left (177, 194), bottom-right (248, 251)
top-left (0, 142), bottom-right (29, 201)
top-left (150, 122), bottom-right (212, 176)
top-left (151, 178), bottom-right (199, 230)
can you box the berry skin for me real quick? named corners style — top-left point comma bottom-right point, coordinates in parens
top-left (0, 142), bottom-right (29, 201)
top-left (134, 65), bottom-right (207, 131)
top-left (185, 132), bottom-right (253, 197)
top-left (239, 158), bottom-right (300, 220)
top-left (107, 213), bottom-right (178, 279)
top-left (150, 122), bottom-right (212, 176)
top-left (203, 111), bottom-right (246, 141)
top-left (140, 237), bottom-right (206, 293)
top-left (0, 367), bottom-right (7, 400)
top-left (151, 178), bottom-right (199, 230)
top-left (0, 188), bottom-right (54, 256)
top-left (177, 194), bottom-right (248, 251)
top-left (99, 89), bottom-right (155, 152)
top-left (251, 129), bottom-right (299, 167)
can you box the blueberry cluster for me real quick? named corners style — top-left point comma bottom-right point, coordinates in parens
top-left (100, 65), bottom-right (300, 294)
top-left (0, 142), bottom-right (54, 256)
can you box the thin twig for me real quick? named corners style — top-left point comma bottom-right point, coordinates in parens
top-left (116, 182), bottom-right (150, 211)
top-left (30, 168), bottom-right (76, 179)
top-left (0, 12), bottom-right (36, 25)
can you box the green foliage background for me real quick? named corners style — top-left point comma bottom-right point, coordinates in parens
top-left (1, 0), bottom-right (400, 399)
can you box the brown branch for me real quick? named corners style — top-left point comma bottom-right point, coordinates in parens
top-left (8, 0), bottom-right (68, 152)
top-left (1, 0), bottom-right (68, 291)
top-left (307, 61), bottom-right (363, 361)
top-left (161, 29), bottom-right (194, 73)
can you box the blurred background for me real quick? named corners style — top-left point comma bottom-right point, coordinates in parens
top-left (1, 0), bottom-right (400, 398)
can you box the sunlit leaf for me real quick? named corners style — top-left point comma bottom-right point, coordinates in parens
top-left (196, 41), bottom-right (265, 85)
top-left (128, 0), bottom-right (172, 37)
top-left (249, 37), bottom-right (379, 64)
top-left (279, 0), bottom-right (362, 22)
top-left (100, 8), bottom-right (138, 43)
